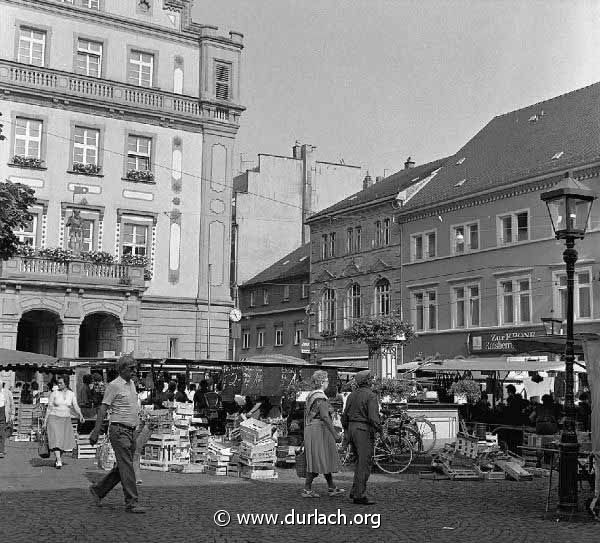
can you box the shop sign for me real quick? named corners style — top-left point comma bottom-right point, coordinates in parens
top-left (300, 340), bottom-right (311, 354)
top-left (468, 327), bottom-right (544, 354)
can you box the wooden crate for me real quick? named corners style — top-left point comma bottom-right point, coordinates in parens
top-left (240, 465), bottom-right (278, 480)
top-left (76, 436), bottom-right (98, 459)
top-left (474, 465), bottom-right (506, 480)
top-left (494, 460), bottom-right (533, 481)
top-left (441, 461), bottom-right (481, 480)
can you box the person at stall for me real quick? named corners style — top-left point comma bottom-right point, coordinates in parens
top-left (529, 394), bottom-right (559, 435)
top-left (0, 383), bottom-right (15, 459)
top-left (174, 383), bottom-right (189, 403)
top-left (20, 383), bottom-right (33, 404)
top-left (576, 391), bottom-right (592, 432)
top-left (44, 376), bottom-right (85, 469)
top-left (186, 383), bottom-right (197, 403)
top-left (89, 355), bottom-right (146, 514)
top-left (341, 370), bottom-right (380, 505)
top-left (301, 370), bottom-right (344, 499)
top-left (164, 381), bottom-right (177, 403)
top-left (78, 374), bottom-right (93, 411)
top-left (31, 381), bottom-right (40, 404)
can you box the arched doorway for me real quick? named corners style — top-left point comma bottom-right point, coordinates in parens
top-left (79, 313), bottom-right (122, 357)
top-left (16, 310), bottom-right (61, 383)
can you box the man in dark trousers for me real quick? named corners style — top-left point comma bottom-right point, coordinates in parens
top-left (342, 370), bottom-right (381, 505)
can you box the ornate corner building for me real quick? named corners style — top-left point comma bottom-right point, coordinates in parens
top-left (0, 0), bottom-right (244, 369)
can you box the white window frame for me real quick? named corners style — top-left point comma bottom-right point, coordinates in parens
top-left (451, 282), bottom-right (481, 329)
top-left (375, 279), bottom-right (391, 316)
top-left (319, 288), bottom-right (337, 334)
top-left (73, 127), bottom-right (99, 166)
top-left (121, 223), bottom-right (148, 256)
top-left (262, 288), bottom-right (269, 305)
top-left (411, 230), bottom-right (437, 261)
top-left (14, 214), bottom-right (38, 246)
top-left (14, 118), bottom-right (42, 159)
top-left (355, 226), bottom-right (362, 252)
top-left (321, 234), bottom-right (328, 259)
top-left (497, 276), bottom-right (532, 325)
top-left (18, 27), bottom-right (46, 67)
top-left (76, 38), bottom-right (103, 77)
top-left (257, 329), bottom-right (265, 348)
top-left (274, 328), bottom-right (284, 346)
top-left (344, 283), bottom-right (361, 327)
top-left (242, 330), bottom-right (250, 350)
top-left (128, 50), bottom-right (154, 88)
top-left (383, 218), bottom-right (391, 246)
top-left (346, 227), bottom-right (354, 254)
top-left (127, 135), bottom-right (152, 172)
top-left (81, 218), bottom-right (95, 252)
top-left (249, 291), bottom-right (256, 307)
top-left (328, 232), bottom-right (336, 257)
top-left (553, 268), bottom-right (593, 321)
top-left (497, 209), bottom-right (530, 246)
top-left (282, 284), bottom-right (290, 301)
top-left (294, 328), bottom-right (303, 345)
top-left (451, 221), bottom-right (480, 255)
top-left (301, 283), bottom-right (309, 299)
top-left (82, 0), bottom-right (100, 8)
top-left (412, 288), bottom-right (437, 331)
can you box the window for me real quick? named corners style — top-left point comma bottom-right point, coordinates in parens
top-left (14, 215), bottom-right (37, 246)
top-left (329, 232), bottom-right (336, 258)
top-left (81, 219), bottom-right (94, 252)
top-left (411, 231), bottom-right (436, 261)
top-left (14, 118), bottom-right (42, 159)
top-left (301, 283), bottom-right (309, 299)
top-left (257, 329), bottom-right (265, 348)
top-left (249, 291), bottom-right (256, 307)
top-left (294, 328), bottom-right (303, 345)
top-left (127, 135), bottom-right (152, 172)
top-left (121, 223), bottom-right (148, 256)
top-left (215, 61), bottom-right (231, 101)
top-left (452, 284), bottom-right (480, 328)
top-left (242, 330), bottom-right (250, 350)
top-left (375, 220), bottom-right (382, 246)
top-left (413, 289), bottom-right (437, 331)
top-left (355, 226), bottom-right (362, 252)
top-left (321, 234), bottom-right (328, 259)
top-left (76, 39), bottom-right (102, 77)
top-left (344, 284), bottom-right (361, 327)
top-left (498, 211), bottom-right (529, 245)
top-left (319, 288), bottom-right (336, 334)
top-left (128, 50), bottom-right (154, 87)
top-left (452, 222), bottom-right (479, 254)
top-left (82, 0), bottom-right (100, 8)
top-left (275, 328), bottom-right (284, 346)
top-left (554, 269), bottom-right (592, 320)
top-left (168, 337), bottom-right (178, 358)
top-left (375, 279), bottom-right (391, 316)
top-left (18, 27), bottom-right (46, 67)
top-left (346, 228), bottom-right (354, 254)
top-left (262, 288), bottom-right (269, 305)
top-left (73, 127), bottom-right (99, 166)
top-left (282, 285), bottom-right (290, 301)
top-left (498, 277), bottom-right (531, 325)
top-left (384, 218), bottom-right (391, 245)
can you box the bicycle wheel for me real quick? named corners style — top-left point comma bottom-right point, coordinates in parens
top-left (412, 417), bottom-right (437, 454)
top-left (373, 435), bottom-right (413, 474)
top-left (403, 426), bottom-right (424, 454)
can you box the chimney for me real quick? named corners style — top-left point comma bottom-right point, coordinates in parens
top-left (292, 141), bottom-right (302, 159)
top-left (363, 172), bottom-right (373, 189)
top-left (376, 176), bottom-right (384, 184)
top-left (404, 156), bottom-right (415, 169)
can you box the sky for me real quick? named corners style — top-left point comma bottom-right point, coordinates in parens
top-left (194, 0), bottom-right (600, 178)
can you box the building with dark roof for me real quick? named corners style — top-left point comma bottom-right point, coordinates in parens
top-left (236, 244), bottom-right (311, 360)
top-left (396, 81), bottom-right (600, 367)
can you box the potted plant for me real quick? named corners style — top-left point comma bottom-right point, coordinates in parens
top-left (126, 169), bottom-right (155, 182)
top-left (12, 155), bottom-right (44, 169)
top-left (72, 162), bottom-right (102, 175)
top-left (448, 379), bottom-right (481, 405)
top-left (37, 247), bottom-right (75, 263)
top-left (372, 377), bottom-right (412, 403)
top-left (81, 251), bottom-right (115, 265)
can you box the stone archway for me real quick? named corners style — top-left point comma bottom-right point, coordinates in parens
top-left (16, 310), bottom-right (61, 357)
top-left (79, 313), bottom-right (123, 357)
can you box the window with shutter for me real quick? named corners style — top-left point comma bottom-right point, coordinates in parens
top-left (215, 62), bottom-right (231, 101)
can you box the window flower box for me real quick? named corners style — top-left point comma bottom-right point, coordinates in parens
top-left (80, 251), bottom-right (115, 265)
top-left (72, 162), bottom-right (102, 175)
top-left (126, 169), bottom-right (154, 182)
top-left (12, 155), bottom-right (44, 169)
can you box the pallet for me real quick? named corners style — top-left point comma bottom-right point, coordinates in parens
top-left (140, 458), bottom-right (188, 472)
top-left (494, 460), bottom-right (533, 481)
top-left (474, 465), bottom-right (506, 480)
top-left (441, 461), bottom-right (481, 480)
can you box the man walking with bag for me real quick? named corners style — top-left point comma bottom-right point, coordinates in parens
top-left (341, 370), bottom-right (381, 505)
top-left (89, 355), bottom-right (146, 513)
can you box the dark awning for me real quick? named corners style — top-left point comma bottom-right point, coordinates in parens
top-left (0, 348), bottom-right (70, 372)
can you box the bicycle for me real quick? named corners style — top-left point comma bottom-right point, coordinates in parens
top-left (381, 406), bottom-right (437, 455)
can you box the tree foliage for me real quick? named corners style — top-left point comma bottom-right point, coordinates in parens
top-left (343, 312), bottom-right (417, 355)
top-left (0, 180), bottom-right (36, 261)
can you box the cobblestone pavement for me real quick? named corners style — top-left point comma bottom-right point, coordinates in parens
top-left (1, 442), bottom-right (599, 543)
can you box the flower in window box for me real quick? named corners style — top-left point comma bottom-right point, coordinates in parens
top-left (73, 162), bottom-right (102, 175)
top-left (81, 251), bottom-right (115, 265)
top-left (37, 247), bottom-right (74, 263)
top-left (15, 244), bottom-right (36, 258)
top-left (13, 155), bottom-right (44, 169)
top-left (120, 254), bottom-right (149, 267)
top-left (126, 169), bottom-right (154, 182)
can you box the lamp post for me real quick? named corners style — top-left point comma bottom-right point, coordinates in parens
top-left (540, 172), bottom-right (596, 513)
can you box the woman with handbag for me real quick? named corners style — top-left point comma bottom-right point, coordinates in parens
top-left (43, 376), bottom-right (84, 469)
top-left (301, 370), bottom-right (345, 498)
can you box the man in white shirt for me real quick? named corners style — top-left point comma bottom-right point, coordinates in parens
top-left (0, 384), bottom-right (15, 459)
top-left (89, 355), bottom-right (146, 514)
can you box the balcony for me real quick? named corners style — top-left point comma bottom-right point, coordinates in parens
top-left (0, 60), bottom-right (243, 127)
top-left (0, 256), bottom-right (146, 289)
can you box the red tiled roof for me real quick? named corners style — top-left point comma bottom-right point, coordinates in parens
top-left (306, 157), bottom-right (449, 221)
top-left (242, 243), bottom-right (310, 286)
top-left (398, 81), bottom-right (600, 214)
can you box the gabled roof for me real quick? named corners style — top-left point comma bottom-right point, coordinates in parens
top-left (306, 157), bottom-right (449, 222)
top-left (398, 81), bottom-right (600, 214)
top-left (242, 243), bottom-right (310, 286)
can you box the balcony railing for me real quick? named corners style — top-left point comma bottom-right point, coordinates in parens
top-left (0, 256), bottom-right (146, 289)
top-left (0, 60), bottom-right (241, 125)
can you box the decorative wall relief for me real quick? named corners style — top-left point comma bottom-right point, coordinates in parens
top-left (208, 220), bottom-right (224, 286)
top-left (210, 144), bottom-right (226, 193)
top-left (169, 209), bottom-right (182, 284)
top-left (172, 137), bottom-right (183, 193)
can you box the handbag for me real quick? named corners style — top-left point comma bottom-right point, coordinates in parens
top-left (295, 445), bottom-right (307, 478)
top-left (96, 433), bottom-right (116, 471)
top-left (38, 431), bottom-right (50, 458)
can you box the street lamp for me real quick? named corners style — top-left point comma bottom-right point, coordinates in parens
top-left (540, 172), bottom-right (596, 513)
top-left (540, 316), bottom-right (564, 336)
top-left (378, 332), bottom-right (406, 378)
